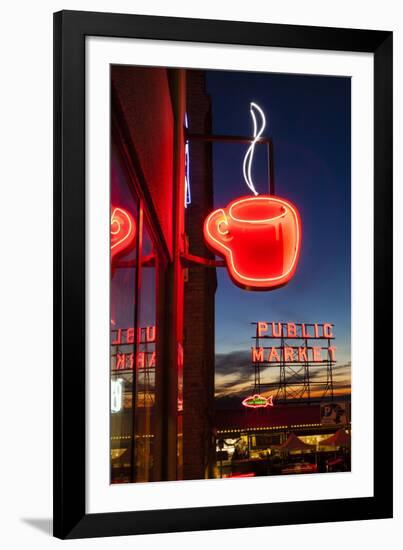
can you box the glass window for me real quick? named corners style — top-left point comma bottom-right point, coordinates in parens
top-left (135, 221), bottom-right (157, 482)
top-left (110, 143), bottom-right (138, 484)
top-left (110, 142), bottom-right (158, 484)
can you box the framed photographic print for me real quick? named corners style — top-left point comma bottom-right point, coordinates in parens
top-left (53, 10), bottom-right (393, 539)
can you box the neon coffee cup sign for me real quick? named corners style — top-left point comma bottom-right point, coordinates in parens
top-left (203, 103), bottom-right (302, 291)
top-left (204, 195), bottom-right (301, 290)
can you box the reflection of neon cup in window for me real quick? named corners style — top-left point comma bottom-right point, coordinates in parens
top-left (204, 195), bottom-right (302, 290)
top-left (111, 206), bottom-right (136, 262)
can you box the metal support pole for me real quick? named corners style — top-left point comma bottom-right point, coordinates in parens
top-left (186, 133), bottom-right (272, 145)
top-left (186, 132), bottom-right (274, 196)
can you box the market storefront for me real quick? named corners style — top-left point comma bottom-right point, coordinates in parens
top-left (215, 404), bottom-right (351, 478)
top-left (110, 66), bottom-right (216, 483)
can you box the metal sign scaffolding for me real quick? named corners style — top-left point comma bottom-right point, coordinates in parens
top-left (251, 322), bottom-right (336, 402)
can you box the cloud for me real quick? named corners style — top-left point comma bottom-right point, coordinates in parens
top-left (215, 350), bottom-right (250, 374)
top-left (215, 352), bottom-right (351, 398)
top-left (306, 361), bottom-right (351, 380)
top-left (215, 350), bottom-right (254, 397)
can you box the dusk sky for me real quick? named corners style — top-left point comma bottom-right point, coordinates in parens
top-left (205, 70), bottom-right (351, 398)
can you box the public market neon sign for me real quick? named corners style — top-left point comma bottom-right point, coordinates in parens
top-left (203, 103), bottom-right (302, 291)
top-left (114, 351), bottom-right (156, 371)
top-left (111, 325), bottom-right (156, 371)
top-left (251, 321), bottom-right (336, 364)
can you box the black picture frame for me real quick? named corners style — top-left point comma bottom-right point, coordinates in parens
top-left (54, 9), bottom-right (393, 539)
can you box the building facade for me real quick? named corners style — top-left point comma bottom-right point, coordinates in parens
top-left (110, 66), bottom-right (216, 483)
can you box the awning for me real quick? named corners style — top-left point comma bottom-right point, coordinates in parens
top-left (274, 432), bottom-right (316, 452)
top-left (319, 429), bottom-right (351, 448)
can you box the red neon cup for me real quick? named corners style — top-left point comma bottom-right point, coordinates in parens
top-left (204, 195), bottom-right (302, 290)
top-left (111, 206), bottom-right (136, 263)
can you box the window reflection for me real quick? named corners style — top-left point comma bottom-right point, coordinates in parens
top-left (110, 143), bottom-right (158, 484)
top-left (110, 144), bottom-right (138, 484)
top-left (134, 222), bottom-right (156, 482)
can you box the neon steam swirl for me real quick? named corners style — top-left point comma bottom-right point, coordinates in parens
top-left (242, 102), bottom-right (266, 196)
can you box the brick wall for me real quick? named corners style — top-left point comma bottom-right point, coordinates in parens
top-left (183, 71), bottom-right (217, 480)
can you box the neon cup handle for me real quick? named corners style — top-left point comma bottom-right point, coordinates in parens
top-left (204, 208), bottom-right (232, 253)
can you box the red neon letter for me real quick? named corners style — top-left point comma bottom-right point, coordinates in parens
top-left (257, 322), bottom-right (268, 337)
top-left (287, 323), bottom-right (297, 338)
top-left (328, 346), bottom-right (337, 361)
top-left (323, 324), bottom-right (333, 338)
top-left (116, 353), bottom-right (125, 370)
top-left (137, 352), bottom-right (145, 369)
top-left (314, 323), bottom-right (319, 338)
top-left (252, 347), bottom-right (264, 362)
top-left (284, 347), bottom-right (294, 362)
top-left (146, 326), bottom-right (156, 342)
top-left (126, 328), bottom-right (135, 344)
top-left (312, 347), bottom-right (322, 362)
top-left (298, 347), bottom-right (308, 362)
top-left (269, 347), bottom-right (280, 362)
top-left (272, 322), bottom-right (282, 338)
